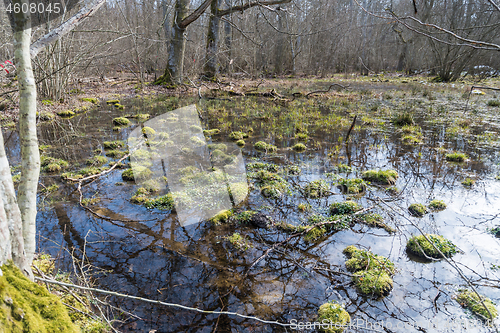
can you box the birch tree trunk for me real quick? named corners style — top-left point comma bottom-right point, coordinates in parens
top-left (0, 131), bottom-right (29, 276)
top-left (14, 0), bottom-right (39, 275)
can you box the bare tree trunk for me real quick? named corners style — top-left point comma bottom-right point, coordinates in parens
top-left (0, 131), bottom-right (29, 275)
top-left (203, 0), bottom-right (222, 80)
top-left (14, 0), bottom-right (39, 275)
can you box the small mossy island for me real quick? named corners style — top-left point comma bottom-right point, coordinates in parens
top-left (406, 234), bottom-right (457, 259)
top-left (210, 210), bottom-right (233, 225)
top-left (343, 246), bottom-right (395, 297)
top-left (304, 179), bottom-right (329, 198)
top-left (361, 169), bottom-right (398, 185)
top-left (254, 141), bottom-right (277, 152)
top-left (455, 289), bottom-right (498, 321)
top-left (428, 199), bottom-right (446, 211)
top-left (112, 117), bottom-right (130, 126)
top-left (408, 203), bottom-right (428, 217)
top-left (0, 262), bottom-right (80, 332)
top-left (56, 110), bottom-right (75, 118)
top-left (229, 131), bottom-right (248, 140)
top-left (40, 156), bottom-right (69, 173)
top-left (330, 201), bottom-right (362, 215)
top-left (122, 166), bottom-right (152, 181)
top-left (445, 152), bottom-right (467, 162)
top-left (317, 301), bottom-right (350, 332)
top-left (292, 143), bottom-right (306, 151)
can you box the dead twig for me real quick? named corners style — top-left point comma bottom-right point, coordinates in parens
top-left (305, 83), bottom-right (350, 98)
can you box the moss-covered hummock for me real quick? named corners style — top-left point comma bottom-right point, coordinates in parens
top-left (337, 178), bottom-right (366, 194)
top-left (144, 193), bottom-right (174, 210)
top-left (362, 169), bottom-right (398, 185)
top-left (0, 262), bottom-right (80, 333)
top-left (56, 110), bottom-right (75, 118)
top-left (343, 246), bottom-right (395, 297)
top-left (122, 166), bottom-right (152, 181)
top-left (317, 301), bottom-right (350, 332)
top-left (343, 245), bottom-right (395, 274)
top-left (455, 289), bottom-right (498, 321)
top-left (226, 232), bottom-right (252, 251)
top-left (462, 177), bottom-right (475, 187)
top-left (103, 140), bottom-right (125, 149)
top-left (112, 117), bottom-right (130, 126)
top-left (106, 99), bottom-right (120, 105)
top-left (428, 199), bottom-right (447, 211)
top-left (81, 97), bottom-right (99, 104)
top-left (203, 128), bottom-right (221, 136)
top-left (254, 141), bottom-right (277, 152)
top-left (85, 155), bottom-right (108, 166)
top-left (229, 131), bottom-right (248, 140)
top-left (292, 143), bottom-right (306, 151)
top-left (330, 201), bottom-right (362, 215)
top-left (210, 210), bottom-right (232, 225)
top-left (236, 139), bottom-right (245, 147)
top-left (406, 234), bottom-right (457, 259)
top-left (304, 179), bottom-right (329, 198)
top-left (40, 156), bottom-right (69, 173)
top-left (408, 203), bottom-right (428, 217)
top-left (445, 152), bottom-right (467, 162)
top-left (142, 127), bottom-right (156, 136)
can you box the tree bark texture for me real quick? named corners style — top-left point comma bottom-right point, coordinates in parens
top-left (14, 0), bottom-right (39, 272)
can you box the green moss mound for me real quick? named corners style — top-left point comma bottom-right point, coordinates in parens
top-left (106, 99), bottom-right (120, 104)
top-left (236, 139), bottom-right (245, 147)
top-left (343, 246), bottom-right (395, 274)
top-left (408, 203), bottom-right (428, 217)
top-left (337, 178), bottom-right (366, 194)
top-left (210, 210), bottom-right (232, 225)
top-left (112, 117), bottom-right (130, 126)
top-left (428, 199), bottom-right (446, 211)
top-left (122, 166), bottom-right (152, 181)
top-left (0, 262), bottom-right (79, 333)
top-left (103, 140), bottom-right (125, 149)
top-left (353, 269), bottom-right (394, 297)
top-left (304, 179), bottom-right (329, 198)
top-left (462, 177), bottom-right (475, 187)
top-left (445, 152), bottom-right (467, 162)
top-left (362, 169), bottom-right (398, 185)
top-left (330, 201), bottom-right (362, 215)
top-left (456, 289), bottom-right (498, 321)
top-left (85, 155), bottom-right (108, 166)
top-left (40, 156), bottom-right (69, 173)
top-left (317, 301), bottom-right (350, 332)
top-left (254, 141), bottom-right (277, 152)
top-left (406, 234), bottom-right (457, 259)
top-left (292, 143), bottom-right (306, 151)
top-left (229, 131), bottom-right (248, 140)
top-left (81, 97), bottom-right (98, 104)
top-left (144, 193), bottom-right (174, 210)
top-left (203, 129), bottom-right (220, 136)
top-left (56, 110), bottom-right (75, 118)
top-left (343, 246), bottom-right (395, 297)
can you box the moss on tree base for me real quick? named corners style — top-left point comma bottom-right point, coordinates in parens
top-left (0, 262), bottom-right (79, 333)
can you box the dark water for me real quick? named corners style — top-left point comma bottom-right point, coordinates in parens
top-left (4, 85), bottom-right (500, 332)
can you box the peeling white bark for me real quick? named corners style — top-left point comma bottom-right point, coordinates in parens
top-left (14, 0), bottom-right (38, 276)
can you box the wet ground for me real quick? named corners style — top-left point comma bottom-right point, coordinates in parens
top-left (4, 79), bottom-right (500, 332)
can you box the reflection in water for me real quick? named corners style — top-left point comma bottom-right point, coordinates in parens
top-left (4, 93), bottom-right (500, 332)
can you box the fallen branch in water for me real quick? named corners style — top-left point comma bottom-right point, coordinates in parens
top-left (306, 83), bottom-right (350, 98)
top-left (464, 85), bottom-right (500, 114)
top-left (34, 277), bottom-right (293, 327)
top-left (245, 204), bottom-right (377, 276)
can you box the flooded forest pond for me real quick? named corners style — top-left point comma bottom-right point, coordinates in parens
top-left (4, 80), bottom-right (500, 332)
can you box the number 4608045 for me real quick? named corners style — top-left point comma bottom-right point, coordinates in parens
top-left (6, 2), bottom-right (61, 14)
